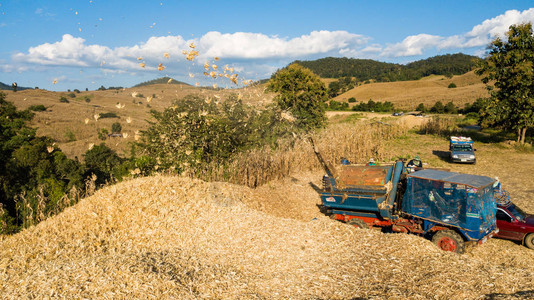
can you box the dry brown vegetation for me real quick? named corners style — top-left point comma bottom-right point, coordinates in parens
top-left (1, 138), bottom-right (533, 298)
top-left (4, 83), bottom-right (273, 159)
top-left (334, 71), bottom-right (489, 110)
top-left (194, 121), bottom-right (408, 187)
top-left (1, 79), bottom-right (533, 298)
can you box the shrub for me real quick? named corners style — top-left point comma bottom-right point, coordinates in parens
top-left (430, 101), bottom-right (445, 113)
top-left (352, 100), bottom-right (395, 112)
top-left (444, 101), bottom-right (457, 114)
top-left (99, 112), bottom-right (119, 119)
top-left (97, 128), bottom-right (109, 140)
top-left (416, 103), bottom-right (426, 112)
top-left (68, 92), bottom-right (76, 98)
top-left (328, 100), bottom-right (349, 111)
top-left (84, 144), bottom-right (124, 186)
top-left (448, 83), bottom-right (457, 88)
top-left (111, 122), bottom-right (122, 133)
top-left (59, 96), bottom-right (69, 103)
top-left (139, 94), bottom-right (296, 174)
top-left (84, 96), bottom-right (91, 103)
top-left (348, 97), bottom-right (357, 103)
top-left (28, 105), bottom-right (47, 112)
top-left (73, 89), bottom-right (81, 93)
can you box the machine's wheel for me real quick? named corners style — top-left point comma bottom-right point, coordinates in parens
top-left (524, 233), bottom-right (534, 250)
top-left (432, 230), bottom-right (465, 254)
top-left (347, 218), bottom-right (369, 229)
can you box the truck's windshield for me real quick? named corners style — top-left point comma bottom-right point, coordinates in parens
top-left (452, 145), bottom-right (473, 152)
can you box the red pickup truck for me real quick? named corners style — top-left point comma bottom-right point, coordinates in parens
top-left (495, 199), bottom-right (534, 250)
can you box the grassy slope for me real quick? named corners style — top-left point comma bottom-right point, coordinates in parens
top-left (3, 84), bottom-right (272, 159)
top-left (333, 71), bottom-right (489, 110)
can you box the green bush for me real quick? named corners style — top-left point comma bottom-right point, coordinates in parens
top-left (59, 96), bottom-right (69, 103)
top-left (111, 122), bottom-right (122, 133)
top-left (28, 105), bottom-right (47, 112)
top-left (348, 97), bottom-right (357, 103)
top-left (448, 83), bottom-right (457, 88)
top-left (139, 94), bottom-right (296, 174)
top-left (99, 112), bottom-right (119, 119)
top-left (98, 128), bottom-right (109, 140)
top-left (0, 92), bottom-right (85, 233)
top-left (84, 96), bottom-right (91, 103)
top-left (68, 92), bottom-right (76, 98)
top-left (352, 99), bottom-right (395, 112)
top-left (84, 144), bottom-right (124, 186)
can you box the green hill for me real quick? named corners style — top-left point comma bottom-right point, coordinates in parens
top-left (132, 77), bottom-right (190, 87)
top-left (293, 53), bottom-right (482, 82)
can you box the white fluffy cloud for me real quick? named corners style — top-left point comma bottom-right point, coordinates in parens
top-left (381, 8), bottom-right (534, 58)
top-left (12, 30), bottom-right (368, 70)
top-left (5, 8), bottom-right (534, 85)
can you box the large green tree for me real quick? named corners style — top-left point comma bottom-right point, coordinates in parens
top-left (267, 64), bottom-right (328, 130)
top-left (476, 23), bottom-right (534, 144)
top-left (0, 92), bottom-right (85, 233)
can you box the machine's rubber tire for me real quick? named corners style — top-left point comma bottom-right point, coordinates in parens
top-left (432, 230), bottom-right (465, 254)
top-left (347, 218), bottom-right (369, 229)
top-left (524, 233), bottom-right (534, 250)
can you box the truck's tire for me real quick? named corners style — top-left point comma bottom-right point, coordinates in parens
top-left (432, 230), bottom-right (465, 254)
top-left (524, 233), bottom-right (534, 250)
top-left (347, 218), bottom-right (369, 229)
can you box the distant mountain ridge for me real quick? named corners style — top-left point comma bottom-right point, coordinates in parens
top-left (293, 53), bottom-right (482, 82)
top-left (132, 77), bottom-right (190, 87)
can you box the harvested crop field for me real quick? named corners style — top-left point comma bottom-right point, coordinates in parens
top-left (1, 169), bottom-right (533, 298)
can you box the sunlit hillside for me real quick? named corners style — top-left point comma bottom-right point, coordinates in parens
top-left (3, 82), bottom-right (273, 159)
top-left (334, 71), bottom-right (489, 110)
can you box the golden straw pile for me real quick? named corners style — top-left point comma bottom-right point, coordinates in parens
top-left (1, 174), bottom-right (533, 299)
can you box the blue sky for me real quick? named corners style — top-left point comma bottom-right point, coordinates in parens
top-left (1, 0), bottom-right (533, 91)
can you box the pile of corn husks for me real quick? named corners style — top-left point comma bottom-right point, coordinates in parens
top-left (1, 173), bottom-right (533, 299)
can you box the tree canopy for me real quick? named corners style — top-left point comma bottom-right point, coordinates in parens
top-left (267, 64), bottom-right (328, 130)
top-left (294, 53), bottom-right (480, 82)
top-left (476, 23), bottom-right (534, 144)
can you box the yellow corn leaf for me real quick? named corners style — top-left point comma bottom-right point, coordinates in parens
top-left (163, 52), bottom-right (170, 58)
top-left (88, 143), bottom-right (94, 150)
top-left (158, 63), bottom-right (165, 71)
top-left (139, 62), bottom-right (146, 68)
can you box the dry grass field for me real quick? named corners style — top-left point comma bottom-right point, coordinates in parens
top-left (0, 131), bottom-right (533, 298)
top-left (3, 83), bottom-right (273, 159)
top-left (1, 79), bottom-right (533, 298)
top-left (0, 110), bottom-right (533, 298)
top-left (333, 71), bottom-right (489, 110)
